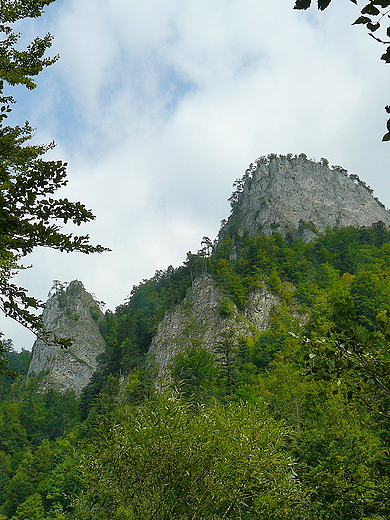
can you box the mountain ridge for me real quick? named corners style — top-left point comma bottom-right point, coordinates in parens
top-left (27, 154), bottom-right (390, 394)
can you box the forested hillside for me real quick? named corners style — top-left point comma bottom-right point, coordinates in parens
top-left (2, 223), bottom-right (390, 519)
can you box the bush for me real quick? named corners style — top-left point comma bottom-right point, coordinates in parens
top-left (71, 395), bottom-right (309, 520)
top-left (218, 297), bottom-right (236, 317)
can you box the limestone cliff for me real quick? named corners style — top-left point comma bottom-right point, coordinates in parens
top-left (150, 155), bottom-right (389, 376)
top-left (27, 280), bottom-right (106, 396)
top-left (149, 274), bottom-right (278, 379)
top-left (27, 154), bottom-right (390, 387)
top-left (221, 154), bottom-right (390, 241)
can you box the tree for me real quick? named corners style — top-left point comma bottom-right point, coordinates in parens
top-left (294, 0), bottom-right (390, 140)
top-left (71, 395), bottom-right (309, 520)
top-left (10, 493), bottom-right (45, 520)
top-left (169, 345), bottom-right (219, 401)
top-left (1, 440), bottom-right (53, 518)
top-left (0, 1), bottom-right (109, 345)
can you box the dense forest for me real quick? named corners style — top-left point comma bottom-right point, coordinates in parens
top-left (1, 222), bottom-right (390, 519)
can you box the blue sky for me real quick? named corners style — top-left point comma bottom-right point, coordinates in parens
top-left (2, 0), bottom-right (390, 349)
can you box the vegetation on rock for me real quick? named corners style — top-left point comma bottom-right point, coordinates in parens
top-left (1, 2), bottom-right (390, 516)
top-left (2, 219), bottom-right (390, 518)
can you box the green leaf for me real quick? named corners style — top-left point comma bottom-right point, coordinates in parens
top-left (381, 46), bottom-right (390, 62)
top-left (367, 21), bottom-right (380, 31)
top-left (382, 131), bottom-right (390, 141)
top-left (294, 0), bottom-right (312, 9)
top-left (353, 15), bottom-right (372, 25)
top-left (372, 0), bottom-right (390, 6)
top-left (362, 4), bottom-right (381, 15)
top-left (318, 0), bottom-right (332, 9)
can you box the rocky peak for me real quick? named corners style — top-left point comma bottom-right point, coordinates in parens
top-left (149, 274), bottom-right (278, 380)
top-left (27, 280), bottom-right (106, 396)
top-left (221, 154), bottom-right (390, 241)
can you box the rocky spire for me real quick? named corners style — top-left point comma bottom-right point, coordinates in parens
top-left (27, 280), bottom-right (106, 396)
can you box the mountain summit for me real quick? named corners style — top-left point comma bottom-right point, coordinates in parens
top-left (220, 154), bottom-right (390, 241)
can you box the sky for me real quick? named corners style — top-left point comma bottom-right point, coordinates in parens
top-left (2, 0), bottom-right (390, 350)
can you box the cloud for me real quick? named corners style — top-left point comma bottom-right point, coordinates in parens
top-left (2, 0), bottom-right (390, 349)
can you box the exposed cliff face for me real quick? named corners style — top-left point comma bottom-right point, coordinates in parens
top-left (27, 155), bottom-right (390, 387)
top-left (27, 280), bottom-right (106, 396)
top-left (221, 155), bottom-right (390, 240)
top-left (149, 274), bottom-right (278, 379)
top-left (151, 155), bottom-right (389, 377)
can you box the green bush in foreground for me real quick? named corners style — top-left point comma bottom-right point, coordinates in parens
top-left (71, 394), bottom-right (309, 520)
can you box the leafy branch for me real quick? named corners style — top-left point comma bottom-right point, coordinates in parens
top-left (294, 0), bottom-right (390, 140)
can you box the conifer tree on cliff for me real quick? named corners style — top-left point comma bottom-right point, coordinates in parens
top-left (0, 0), bottom-right (108, 365)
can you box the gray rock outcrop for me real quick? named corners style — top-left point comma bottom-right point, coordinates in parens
top-left (27, 280), bottom-right (106, 396)
top-left (221, 154), bottom-right (390, 241)
top-left (149, 274), bottom-right (278, 379)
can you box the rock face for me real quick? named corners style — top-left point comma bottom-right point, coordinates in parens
top-left (221, 154), bottom-right (390, 241)
top-left (149, 274), bottom-right (278, 379)
top-left (27, 155), bottom-right (390, 387)
top-left (149, 155), bottom-right (390, 378)
top-left (27, 280), bottom-right (106, 396)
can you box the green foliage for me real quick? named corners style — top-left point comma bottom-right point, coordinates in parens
top-left (9, 3), bottom-right (390, 518)
top-left (249, 330), bottom-right (289, 370)
top-left (256, 346), bottom-right (390, 518)
top-left (0, 0), bottom-right (108, 340)
top-left (80, 265), bottom-right (192, 414)
top-left (3, 223), bottom-right (390, 519)
top-left (210, 257), bottom-right (247, 307)
top-left (0, 436), bottom-right (83, 520)
top-left (169, 345), bottom-right (219, 401)
top-left (297, 395), bottom-right (390, 519)
top-left (218, 296), bottom-right (235, 317)
top-left (125, 364), bottom-right (156, 403)
top-left (0, 339), bottom-right (20, 384)
top-left (10, 493), bottom-right (45, 520)
top-left (7, 350), bottom-right (31, 376)
top-left (38, 444), bottom-right (84, 518)
top-left (0, 402), bottom-right (27, 454)
top-left (349, 270), bottom-right (390, 330)
top-left (71, 395), bottom-right (309, 520)
top-left (1, 440), bottom-right (53, 518)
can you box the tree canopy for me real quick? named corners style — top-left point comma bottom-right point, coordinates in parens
top-left (1, 222), bottom-right (390, 518)
top-left (0, 0), bottom-right (108, 353)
